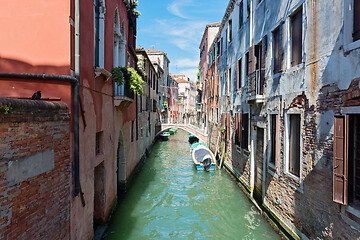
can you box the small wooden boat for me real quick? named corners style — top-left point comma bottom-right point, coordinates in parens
top-left (191, 144), bottom-right (216, 171)
top-left (188, 134), bottom-right (199, 144)
top-left (160, 132), bottom-right (170, 140)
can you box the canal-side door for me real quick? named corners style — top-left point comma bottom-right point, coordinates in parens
top-left (255, 127), bottom-right (264, 202)
top-left (117, 132), bottom-right (126, 192)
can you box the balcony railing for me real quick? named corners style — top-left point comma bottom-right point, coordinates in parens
top-left (114, 80), bottom-right (134, 107)
top-left (246, 69), bottom-right (265, 102)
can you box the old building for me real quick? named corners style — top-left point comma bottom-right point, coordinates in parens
top-left (172, 75), bottom-right (197, 125)
top-left (198, 22), bottom-right (221, 131)
top-left (145, 49), bottom-right (171, 123)
top-left (207, 0), bottom-right (360, 239)
top-left (168, 75), bottom-right (179, 124)
top-left (0, 0), bottom-right (142, 239)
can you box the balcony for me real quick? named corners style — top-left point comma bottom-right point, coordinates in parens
top-left (246, 69), bottom-right (265, 103)
top-left (114, 80), bottom-right (134, 108)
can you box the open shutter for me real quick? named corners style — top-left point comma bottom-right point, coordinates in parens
top-left (354, 0), bottom-right (360, 41)
top-left (333, 116), bottom-right (348, 205)
top-left (279, 23), bottom-right (284, 71)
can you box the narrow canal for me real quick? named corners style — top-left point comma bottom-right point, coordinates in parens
top-left (104, 129), bottom-right (280, 239)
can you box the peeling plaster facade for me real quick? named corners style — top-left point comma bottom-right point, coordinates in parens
top-left (207, 0), bottom-right (360, 238)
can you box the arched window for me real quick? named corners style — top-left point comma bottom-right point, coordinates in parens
top-left (94, 0), bottom-right (105, 68)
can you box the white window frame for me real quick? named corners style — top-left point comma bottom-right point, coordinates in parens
top-left (344, 0), bottom-right (360, 52)
top-left (94, 0), bottom-right (106, 68)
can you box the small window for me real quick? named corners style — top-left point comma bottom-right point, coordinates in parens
top-left (236, 58), bottom-right (242, 90)
top-left (241, 113), bottom-right (249, 150)
top-left (95, 131), bottom-right (103, 156)
top-left (228, 19), bottom-right (233, 42)
top-left (291, 8), bottom-right (303, 66)
top-left (273, 25), bottom-right (283, 74)
top-left (354, 0), bottom-right (360, 42)
top-left (288, 114), bottom-right (301, 177)
top-left (221, 37), bottom-right (223, 55)
top-left (269, 114), bottom-right (279, 166)
top-left (245, 52), bottom-right (249, 81)
top-left (239, 1), bottom-right (243, 29)
top-left (131, 121), bottom-right (134, 142)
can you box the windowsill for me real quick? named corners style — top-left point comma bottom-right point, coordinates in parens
top-left (95, 153), bottom-right (104, 167)
top-left (94, 67), bottom-right (112, 81)
top-left (287, 62), bottom-right (304, 73)
top-left (284, 171), bottom-right (303, 193)
top-left (344, 40), bottom-right (360, 53)
top-left (343, 205), bottom-right (360, 227)
top-left (236, 145), bottom-right (250, 156)
top-left (267, 164), bottom-right (279, 178)
top-left (272, 71), bottom-right (283, 78)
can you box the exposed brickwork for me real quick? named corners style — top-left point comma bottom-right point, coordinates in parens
top-left (0, 98), bottom-right (71, 240)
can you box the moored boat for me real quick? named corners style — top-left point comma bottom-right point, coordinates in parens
top-left (160, 132), bottom-right (170, 140)
top-left (188, 134), bottom-right (199, 144)
top-left (191, 144), bottom-right (216, 171)
top-left (168, 129), bottom-right (177, 135)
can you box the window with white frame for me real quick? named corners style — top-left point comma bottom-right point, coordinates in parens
top-left (269, 114), bottom-right (279, 167)
top-left (291, 7), bottom-right (303, 67)
top-left (286, 113), bottom-right (301, 177)
top-left (228, 19), bottom-right (232, 42)
top-left (94, 0), bottom-right (105, 68)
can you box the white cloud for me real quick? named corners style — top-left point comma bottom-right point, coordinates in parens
top-left (173, 68), bottom-right (198, 82)
top-left (167, 0), bottom-right (193, 19)
top-left (173, 58), bottom-right (199, 68)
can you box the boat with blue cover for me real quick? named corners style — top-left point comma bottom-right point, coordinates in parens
top-left (191, 143), bottom-right (216, 171)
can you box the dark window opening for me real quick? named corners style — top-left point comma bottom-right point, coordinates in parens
top-left (239, 1), bottom-right (243, 29)
top-left (273, 25), bottom-right (283, 74)
top-left (95, 131), bottom-right (103, 156)
top-left (236, 59), bottom-right (242, 90)
top-left (348, 115), bottom-right (360, 208)
top-left (131, 121), bottom-right (134, 142)
top-left (289, 114), bottom-right (301, 177)
top-left (228, 19), bottom-right (233, 42)
top-left (270, 114), bottom-right (278, 166)
top-left (241, 113), bottom-right (249, 150)
top-left (354, 0), bottom-right (360, 41)
top-left (94, 0), bottom-right (100, 67)
top-left (291, 8), bottom-right (303, 66)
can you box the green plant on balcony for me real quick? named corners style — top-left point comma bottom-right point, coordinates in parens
top-left (112, 66), bottom-right (127, 86)
top-left (163, 101), bottom-right (168, 108)
top-left (127, 67), bottom-right (144, 95)
top-left (112, 67), bottom-right (144, 95)
top-left (220, 125), bottom-right (226, 134)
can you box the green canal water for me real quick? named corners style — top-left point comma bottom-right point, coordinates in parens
top-left (104, 129), bottom-right (280, 240)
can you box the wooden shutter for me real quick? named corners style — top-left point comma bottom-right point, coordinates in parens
top-left (291, 9), bottom-right (303, 66)
top-left (354, 0), bottom-right (360, 41)
top-left (333, 116), bottom-right (348, 205)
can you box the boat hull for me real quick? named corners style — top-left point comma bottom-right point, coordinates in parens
top-left (191, 144), bottom-right (216, 171)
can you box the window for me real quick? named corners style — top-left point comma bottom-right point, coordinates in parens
top-left (287, 114), bottom-right (301, 177)
top-left (239, 1), bottom-right (243, 29)
top-left (291, 8), bottom-right (303, 66)
top-left (269, 114), bottom-right (279, 166)
top-left (354, 0), bottom-right (360, 41)
top-left (245, 52), bottom-right (249, 82)
top-left (94, 0), bottom-right (105, 68)
top-left (95, 131), bottom-right (103, 156)
top-left (221, 37), bottom-right (223, 55)
top-left (228, 68), bottom-right (231, 94)
top-left (273, 25), bottom-right (283, 74)
top-left (241, 114), bottom-right (249, 149)
top-left (236, 58), bottom-right (242, 90)
top-left (228, 19), bottom-right (232, 42)
top-left (216, 41), bottom-right (220, 55)
top-left (131, 121), bottom-right (134, 142)
top-left (333, 115), bottom-right (360, 207)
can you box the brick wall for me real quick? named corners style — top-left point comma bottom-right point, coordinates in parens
top-left (0, 98), bottom-right (71, 240)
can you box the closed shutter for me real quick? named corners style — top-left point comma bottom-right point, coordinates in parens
top-left (236, 60), bottom-right (240, 90)
top-left (333, 116), bottom-right (348, 205)
top-left (248, 46), bottom-right (255, 74)
top-left (279, 22), bottom-right (284, 71)
top-left (354, 0), bottom-right (360, 41)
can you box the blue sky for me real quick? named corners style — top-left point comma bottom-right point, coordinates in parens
top-left (137, 0), bottom-right (228, 82)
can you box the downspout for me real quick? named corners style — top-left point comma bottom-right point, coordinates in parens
top-left (74, 0), bottom-right (81, 197)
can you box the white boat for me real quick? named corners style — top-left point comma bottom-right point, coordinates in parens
top-left (191, 143), bottom-right (216, 171)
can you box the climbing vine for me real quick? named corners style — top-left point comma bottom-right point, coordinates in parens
top-left (0, 103), bottom-right (12, 114)
top-left (112, 67), bottom-right (144, 95)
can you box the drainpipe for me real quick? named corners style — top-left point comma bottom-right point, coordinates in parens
top-left (74, 0), bottom-right (80, 197)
